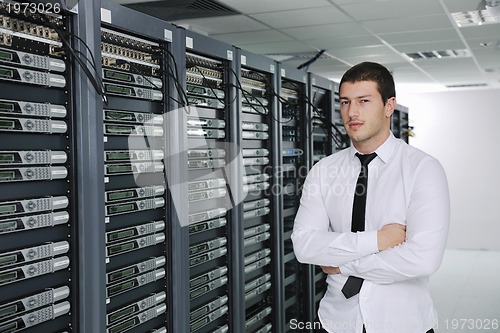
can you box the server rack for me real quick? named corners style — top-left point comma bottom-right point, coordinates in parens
top-left (236, 48), bottom-right (278, 333)
top-left (73, 1), bottom-right (107, 331)
top-left (305, 73), bottom-right (336, 330)
top-left (275, 63), bottom-right (310, 332)
top-left (331, 81), bottom-right (349, 152)
top-left (180, 28), bottom-right (238, 333)
top-left (308, 73), bottom-right (336, 164)
top-left (392, 104), bottom-right (410, 143)
top-left (0, 1), bottom-right (78, 332)
top-left (98, 2), bottom-right (178, 332)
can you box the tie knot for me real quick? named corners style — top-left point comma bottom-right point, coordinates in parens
top-left (356, 152), bottom-right (377, 166)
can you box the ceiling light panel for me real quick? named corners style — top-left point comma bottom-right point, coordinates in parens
top-left (451, 10), bottom-right (500, 27)
top-left (404, 49), bottom-right (471, 61)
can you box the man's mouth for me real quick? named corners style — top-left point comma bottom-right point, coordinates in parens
top-left (348, 121), bottom-right (363, 129)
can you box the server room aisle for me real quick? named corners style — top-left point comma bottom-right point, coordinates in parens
top-left (430, 249), bottom-right (500, 333)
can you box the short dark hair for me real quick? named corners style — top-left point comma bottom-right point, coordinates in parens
top-left (339, 62), bottom-right (396, 104)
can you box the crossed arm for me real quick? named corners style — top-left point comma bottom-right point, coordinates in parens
top-left (320, 223), bottom-right (406, 275)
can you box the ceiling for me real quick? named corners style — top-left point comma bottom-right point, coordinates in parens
top-left (111, 0), bottom-right (500, 93)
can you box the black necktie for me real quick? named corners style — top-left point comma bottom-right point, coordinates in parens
top-left (342, 152), bottom-right (377, 299)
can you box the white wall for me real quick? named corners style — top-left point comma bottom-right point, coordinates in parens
top-left (398, 89), bottom-right (500, 251)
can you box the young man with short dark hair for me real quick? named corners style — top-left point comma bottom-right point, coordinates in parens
top-left (291, 62), bottom-right (450, 333)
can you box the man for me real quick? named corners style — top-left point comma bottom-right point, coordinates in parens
top-left (291, 62), bottom-right (450, 333)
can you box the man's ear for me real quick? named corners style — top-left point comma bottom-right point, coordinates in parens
top-left (385, 97), bottom-right (396, 118)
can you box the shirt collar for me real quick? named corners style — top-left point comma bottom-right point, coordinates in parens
top-left (348, 132), bottom-right (398, 164)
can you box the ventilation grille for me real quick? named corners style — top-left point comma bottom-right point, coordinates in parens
top-left (404, 49), bottom-right (471, 61)
top-left (451, 9), bottom-right (500, 27)
top-left (126, 0), bottom-right (240, 21)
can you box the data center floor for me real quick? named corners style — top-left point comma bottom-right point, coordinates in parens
top-left (430, 249), bottom-right (500, 333)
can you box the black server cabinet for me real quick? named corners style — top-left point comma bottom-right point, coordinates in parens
top-left (74, 1), bottom-right (107, 331)
top-left (305, 73), bottom-right (336, 329)
top-left (181, 29), bottom-right (237, 333)
top-left (0, 2), bottom-right (77, 332)
top-left (392, 104), bottom-right (410, 143)
top-left (236, 49), bottom-right (278, 333)
top-left (98, 2), bottom-right (177, 332)
top-left (331, 81), bottom-right (349, 152)
top-left (276, 64), bottom-right (310, 333)
top-left (331, 82), bottom-right (349, 152)
top-left (308, 73), bottom-right (336, 164)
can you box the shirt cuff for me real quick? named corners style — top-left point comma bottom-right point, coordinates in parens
top-left (339, 230), bottom-right (378, 275)
top-left (358, 229), bottom-right (379, 256)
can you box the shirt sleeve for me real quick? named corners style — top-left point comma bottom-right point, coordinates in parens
top-left (291, 159), bottom-right (379, 267)
top-left (339, 157), bottom-right (450, 284)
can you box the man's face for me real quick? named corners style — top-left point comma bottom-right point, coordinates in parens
top-left (339, 80), bottom-right (395, 151)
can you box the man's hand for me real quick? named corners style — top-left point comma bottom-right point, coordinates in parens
top-left (377, 223), bottom-right (406, 251)
top-left (321, 266), bottom-right (340, 274)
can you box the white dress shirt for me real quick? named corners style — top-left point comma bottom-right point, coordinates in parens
top-left (291, 133), bottom-right (450, 333)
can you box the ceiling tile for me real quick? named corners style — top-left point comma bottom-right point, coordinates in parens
top-left (379, 29), bottom-right (460, 45)
top-left (362, 14), bottom-right (453, 34)
top-left (470, 43), bottom-right (500, 55)
top-left (441, 0), bottom-right (482, 12)
top-left (419, 58), bottom-right (481, 76)
top-left (307, 35), bottom-right (382, 50)
top-left (330, 44), bottom-right (396, 58)
top-left (172, 15), bottom-right (267, 34)
top-left (393, 70), bottom-right (435, 84)
top-left (111, 0), bottom-right (163, 4)
top-left (210, 30), bottom-right (293, 45)
top-left (338, 53), bottom-right (407, 66)
top-left (473, 48), bottom-right (500, 70)
top-left (332, 0), bottom-right (393, 4)
top-left (307, 57), bottom-right (350, 68)
top-left (467, 37), bottom-right (500, 50)
top-left (237, 40), bottom-right (313, 55)
top-left (280, 22), bottom-right (368, 40)
top-left (218, 0), bottom-right (332, 14)
top-left (249, 7), bottom-right (351, 28)
top-left (437, 71), bottom-right (486, 84)
top-left (282, 58), bottom-right (352, 76)
top-left (338, 0), bottom-right (445, 21)
top-left (459, 24), bottom-right (500, 40)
